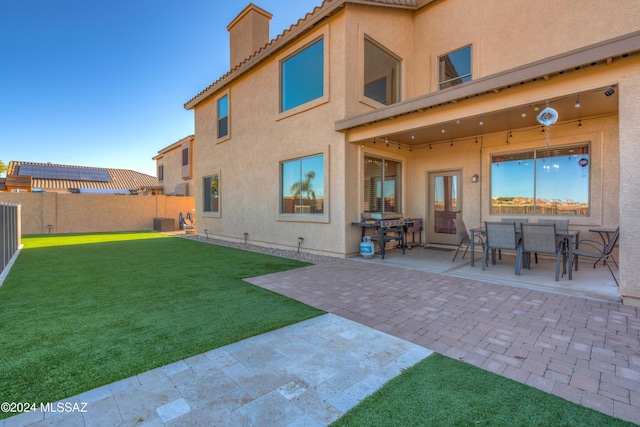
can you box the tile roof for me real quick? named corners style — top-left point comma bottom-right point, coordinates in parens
top-left (7, 161), bottom-right (159, 192)
top-left (185, 0), bottom-right (420, 109)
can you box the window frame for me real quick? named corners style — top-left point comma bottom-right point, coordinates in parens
top-left (157, 164), bottom-right (164, 182)
top-left (490, 143), bottom-right (591, 216)
top-left (363, 154), bottom-right (403, 215)
top-left (276, 30), bottom-right (329, 120)
top-left (280, 154), bottom-right (325, 216)
top-left (216, 91), bottom-right (230, 142)
top-left (203, 174), bottom-right (220, 215)
top-left (181, 147), bottom-right (189, 167)
top-left (363, 37), bottom-right (402, 106)
top-left (438, 45), bottom-right (472, 90)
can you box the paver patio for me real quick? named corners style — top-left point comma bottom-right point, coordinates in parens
top-left (247, 259), bottom-right (640, 424)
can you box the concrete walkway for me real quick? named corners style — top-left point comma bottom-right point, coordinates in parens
top-left (2, 314), bottom-right (430, 427)
top-left (248, 259), bottom-right (640, 425)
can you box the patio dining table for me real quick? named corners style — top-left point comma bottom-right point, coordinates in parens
top-left (470, 227), bottom-right (580, 280)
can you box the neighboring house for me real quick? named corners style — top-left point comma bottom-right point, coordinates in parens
top-left (184, 1), bottom-right (640, 304)
top-left (153, 135), bottom-right (195, 196)
top-left (2, 161), bottom-right (161, 194)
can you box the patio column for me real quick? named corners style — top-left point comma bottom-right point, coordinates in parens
top-left (618, 73), bottom-right (640, 305)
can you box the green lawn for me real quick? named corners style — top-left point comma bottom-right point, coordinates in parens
top-left (0, 232), bottom-right (323, 417)
top-left (333, 353), bottom-right (634, 427)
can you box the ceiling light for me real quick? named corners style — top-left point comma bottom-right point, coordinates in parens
top-left (479, 118), bottom-right (484, 126)
top-left (575, 95), bottom-right (581, 108)
top-left (605, 85), bottom-right (616, 96)
top-left (521, 107), bottom-right (526, 117)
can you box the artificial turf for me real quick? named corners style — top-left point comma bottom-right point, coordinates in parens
top-left (332, 353), bottom-right (635, 427)
top-left (0, 232), bottom-right (323, 417)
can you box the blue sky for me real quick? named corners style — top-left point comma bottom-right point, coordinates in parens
top-left (0, 0), bottom-right (322, 177)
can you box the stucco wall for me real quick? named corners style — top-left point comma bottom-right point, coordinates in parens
top-left (157, 140), bottom-right (194, 196)
top-left (411, 0), bottom-right (640, 95)
top-left (619, 73), bottom-right (640, 305)
top-left (194, 12), bottom-right (350, 256)
top-left (0, 193), bottom-right (194, 235)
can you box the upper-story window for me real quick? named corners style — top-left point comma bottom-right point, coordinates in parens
top-left (217, 95), bottom-right (229, 139)
top-left (439, 45), bottom-right (472, 89)
top-left (182, 148), bottom-right (189, 166)
top-left (281, 38), bottom-right (324, 112)
top-left (157, 164), bottom-right (164, 182)
top-left (364, 38), bottom-right (401, 105)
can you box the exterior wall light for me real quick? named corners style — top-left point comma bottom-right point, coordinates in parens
top-left (471, 174), bottom-right (479, 183)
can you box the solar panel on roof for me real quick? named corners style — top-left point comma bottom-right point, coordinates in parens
top-left (17, 165), bottom-right (112, 182)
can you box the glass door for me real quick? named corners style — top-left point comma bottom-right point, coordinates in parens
top-left (428, 170), bottom-right (461, 245)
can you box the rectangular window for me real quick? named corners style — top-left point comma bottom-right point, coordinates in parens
top-left (491, 145), bottom-right (590, 215)
top-left (364, 156), bottom-right (402, 214)
top-left (203, 175), bottom-right (219, 213)
top-left (439, 45), bottom-right (472, 89)
top-left (157, 165), bottom-right (164, 182)
top-left (217, 95), bottom-right (228, 138)
top-left (281, 38), bottom-right (324, 112)
top-left (281, 154), bottom-right (324, 214)
top-left (364, 38), bottom-right (401, 105)
top-left (182, 148), bottom-right (189, 166)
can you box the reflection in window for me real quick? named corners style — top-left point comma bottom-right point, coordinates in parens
top-left (217, 95), bottom-right (228, 138)
top-left (281, 154), bottom-right (324, 214)
top-left (439, 45), bottom-right (472, 89)
top-left (281, 38), bottom-right (324, 112)
top-left (364, 156), bottom-right (402, 214)
top-left (491, 145), bottom-right (589, 215)
top-left (364, 38), bottom-right (401, 105)
top-left (204, 175), bottom-right (219, 213)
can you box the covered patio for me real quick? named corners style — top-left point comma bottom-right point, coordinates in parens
top-left (353, 244), bottom-right (619, 303)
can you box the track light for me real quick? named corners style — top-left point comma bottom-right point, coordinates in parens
top-left (605, 85), bottom-right (616, 97)
top-left (575, 95), bottom-right (581, 108)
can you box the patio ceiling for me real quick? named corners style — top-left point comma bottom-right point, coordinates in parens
top-left (373, 87), bottom-right (618, 148)
top-left (337, 29), bottom-right (640, 148)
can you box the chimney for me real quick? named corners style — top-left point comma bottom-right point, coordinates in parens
top-left (227, 3), bottom-right (273, 69)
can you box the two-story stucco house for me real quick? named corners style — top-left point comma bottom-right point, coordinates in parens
top-left (184, 0), bottom-right (640, 304)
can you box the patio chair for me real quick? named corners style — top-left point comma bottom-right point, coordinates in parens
top-left (452, 218), bottom-right (484, 262)
top-left (497, 218), bottom-right (528, 260)
top-left (517, 223), bottom-right (567, 281)
top-left (535, 219), bottom-right (570, 263)
top-left (482, 221), bottom-right (521, 274)
top-left (573, 226), bottom-right (620, 286)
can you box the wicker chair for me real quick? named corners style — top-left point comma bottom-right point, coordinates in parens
top-left (517, 223), bottom-right (567, 281)
top-left (452, 218), bottom-right (484, 262)
top-left (482, 221), bottom-right (521, 273)
top-left (573, 226), bottom-right (620, 286)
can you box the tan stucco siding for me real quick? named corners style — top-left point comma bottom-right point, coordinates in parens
top-left (412, 0), bottom-right (640, 95)
top-left (619, 73), bottom-right (640, 305)
top-left (194, 13), bottom-right (351, 256)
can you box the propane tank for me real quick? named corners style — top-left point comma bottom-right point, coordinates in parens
top-left (360, 236), bottom-right (374, 258)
